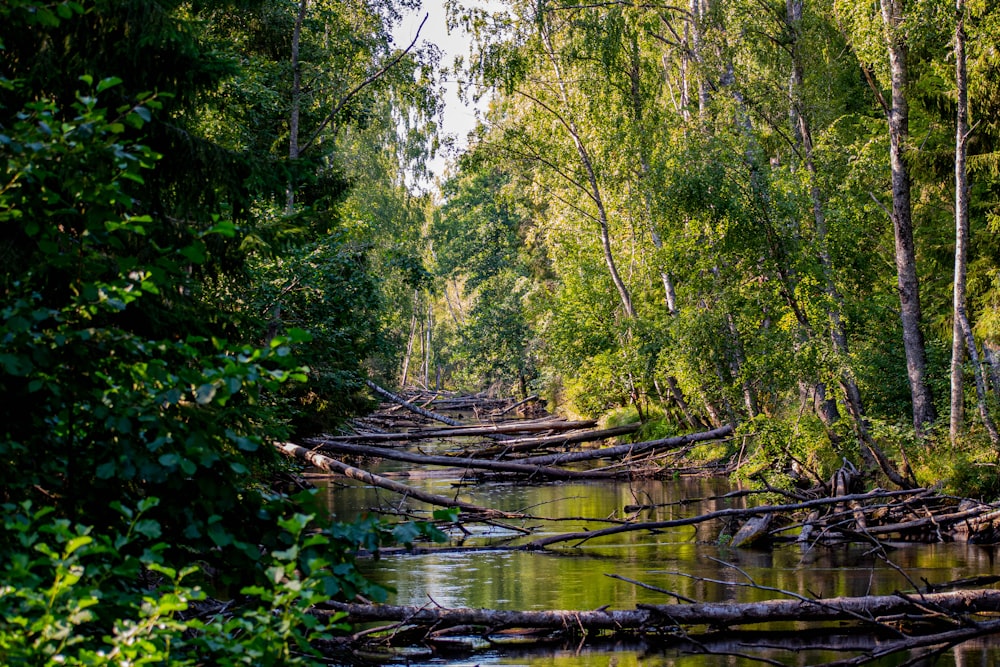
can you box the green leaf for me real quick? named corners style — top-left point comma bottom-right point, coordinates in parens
top-left (96, 77), bottom-right (123, 93)
top-left (391, 522), bottom-right (420, 546)
top-left (0, 353), bottom-right (32, 376)
top-left (158, 453), bottom-right (179, 468)
top-left (155, 593), bottom-right (188, 614)
top-left (207, 522), bottom-right (233, 548)
top-left (133, 519), bottom-right (162, 539)
top-left (432, 508), bottom-right (460, 522)
top-left (65, 535), bottom-right (93, 555)
top-left (96, 462), bottom-right (117, 479)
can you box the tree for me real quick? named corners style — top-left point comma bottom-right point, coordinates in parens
top-left (879, 0), bottom-right (937, 433)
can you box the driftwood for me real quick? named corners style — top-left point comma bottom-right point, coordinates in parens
top-left (275, 442), bottom-right (520, 518)
top-left (318, 588), bottom-right (1000, 632)
top-left (302, 438), bottom-right (613, 480)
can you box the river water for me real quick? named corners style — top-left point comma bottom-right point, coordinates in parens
top-left (314, 439), bottom-right (1000, 666)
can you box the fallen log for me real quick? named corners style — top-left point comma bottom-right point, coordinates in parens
top-left (855, 502), bottom-right (1000, 539)
top-left (318, 419), bottom-right (599, 444)
top-left (516, 424), bottom-right (734, 467)
top-left (302, 438), bottom-right (612, 480)
top-left (497, 394), bottom-right (540, 416)
top-left (275, 442), bottom-right (521, 518)
top-left (365, 380), bottom-right (466, 429)
top-left (526, 488), bottom-right (929, 549)
top-left (472, 422), bottom-right (642, 455)
top-left (318, 588), bottom-right (1000, 632)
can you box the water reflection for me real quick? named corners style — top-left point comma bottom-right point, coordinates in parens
top-left (314, 469), bottom-right (1000, 665)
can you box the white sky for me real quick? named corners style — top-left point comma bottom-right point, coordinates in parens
top-left (393, 1), bottom-right (493, 182)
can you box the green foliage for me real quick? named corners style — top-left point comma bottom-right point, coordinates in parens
top-left (1, 0), bottom-right (447, 661)
top-left (250, 239), bottom-right (385, 434)
top-left (733, 414), bottom-right (839, 491)
top-left (0, 499), bottom-right (447, 665)
top-left (0, 84), bottom-right (298, 571)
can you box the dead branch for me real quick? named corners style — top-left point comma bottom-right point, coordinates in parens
top-left (275, 442), bottom-right (520, 518)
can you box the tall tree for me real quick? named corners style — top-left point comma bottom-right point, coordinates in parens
top-left (878, 0), bottom-right (936, 433)
top-left (951, 0), bottom-right (999, 447)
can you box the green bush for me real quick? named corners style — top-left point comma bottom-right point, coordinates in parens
top-left (0, 499), bottom-right (449, 665)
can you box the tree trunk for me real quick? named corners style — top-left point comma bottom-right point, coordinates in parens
top-left (880, 0), bottom-right (935, 433)
top-left (537, 24), bottom-right (636, 320)
top-left (321, 585), bottom-right (1000, 631)
top-left (984, 340), bottom-right (1000, 398)
top-left (691, 0), bottom-right (710, 117)
top-left (275, 442), bottom-right (515, 517)
top-left (323, 418), bottom-right (602, 442)
top-left (951, 0), bottom-right (969, 444)
top-left (286, 0), bottom-right (308, 212)
top-left (424, 300), bottom-right (432, 389)
top-left (400, 291), bottom-right (418, 387)
top-left (958, 312), bottom-right (1000, 447)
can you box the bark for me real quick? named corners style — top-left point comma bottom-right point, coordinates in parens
top-left (691, 0), bottom-right (710, 117)
top-left (951, 0), bottom-right (969, 444)
top-left (366, 380), bottom-right (465, 428)
top-left (984, 340), bottom-right (1000, 399)
top-left (275, 442), bottom-right (518, 517)
top-left (304, 439), bottom-right (614, 480)
top-left (322, 419), bottom-right (601, 443)
top-left (318, 589), bottom-right (1000, 631)
top-left (472, 422), bottom-right (641, 453)
top-left (879, 0), bottom-right (935, 433)
top-left (424, 300), bottom-right (431, 389)
top-left (628, 44), bottom-right (700, 429)
top-left (786, 0), bottom-right (876, 450)
top-left (497, 394), bottom-right (540, 416)
top-left (312, 424), bottom-right (730, 480)
top-left (400, 292), bottom-right (418, 387)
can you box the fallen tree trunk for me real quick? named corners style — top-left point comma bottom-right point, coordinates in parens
top-left (318, 588), bottom-right (1000, 631)
top-left (526, 488), bottom-right (929, 548)
top-left (473, 422), bottom-right (642, 455)
top-left (497, 394), bottom-right (540, 416)
top-left (302, 438), bottom-right (612, 480)
top-left (275, 442), bottom-right (520, 518)
top-left (322, 419), bottom-right (599, 443)
top-left (516, 424), bottom-right (734, 467)
top-left (365, 380), bottom-right (467, 429)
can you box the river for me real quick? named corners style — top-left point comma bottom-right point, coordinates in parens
top-left (312, 435), bottom-right (1000, 666)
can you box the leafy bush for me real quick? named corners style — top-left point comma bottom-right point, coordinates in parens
top-left (0, 499), bottom-right (448, 666)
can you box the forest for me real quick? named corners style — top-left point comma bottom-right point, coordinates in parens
top-left (2, 0), bottom-right (1000, 664)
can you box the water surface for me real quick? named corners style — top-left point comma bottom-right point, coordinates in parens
top-left (315, 450), bottom-right (1000, 665)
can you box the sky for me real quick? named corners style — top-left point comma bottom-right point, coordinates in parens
top-left (393, 1), bottom-right (493, 182)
